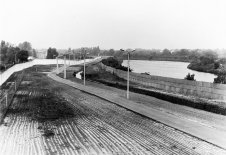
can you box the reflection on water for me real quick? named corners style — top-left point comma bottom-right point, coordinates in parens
top-left (122, 60), bottom-right (217, 82)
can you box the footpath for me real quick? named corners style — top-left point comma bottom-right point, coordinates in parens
top-left (48, 66), bottom-right (226, 150)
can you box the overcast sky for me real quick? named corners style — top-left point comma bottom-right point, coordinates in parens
top-left (1, 0), bottom-right (226, 49)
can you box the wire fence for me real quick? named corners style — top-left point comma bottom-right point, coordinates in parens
top-left (0, 70), bottom-right (25, 123)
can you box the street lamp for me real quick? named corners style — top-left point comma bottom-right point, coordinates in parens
top-left (56, 56), bottom-right (59, 74)
top-left (82, 48), bottom-right (89, 86)
top-left (64, 55), bottom-right (66, 79)
top-left (15, 52), bottom-right (17, 64)
top-left (79, 51), bottom-right (82, 60)
top-left (120, 49), bottom-right (135, 99)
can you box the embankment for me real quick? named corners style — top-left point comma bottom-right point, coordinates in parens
top-left (99, 63), bottom-right (226, 101)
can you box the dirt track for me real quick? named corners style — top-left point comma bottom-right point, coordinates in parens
top-left (0, 66), bottom-right (226, 155)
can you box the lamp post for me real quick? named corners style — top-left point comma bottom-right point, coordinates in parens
top-left (56, 56), bottom-right (59, 74)
top-left (84, 53), bottom-right (86, 85)
top-left (64, 55), bottom-right (66, 79)
top-left (53, 54), bottom-right (58, 72)
top-left (73, 51), bottom-right (75, 61)
top-left (120, 49), bottom-right (135, 99)
top-left (79, 51), bottom-right (82, 60)
top-left (82, 48), bottom-right (89, 86)
top-left (15, 52), bottom-right (17, 64)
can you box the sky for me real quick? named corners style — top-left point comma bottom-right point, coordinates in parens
top-left (1, 0), bottom-right (226, 50)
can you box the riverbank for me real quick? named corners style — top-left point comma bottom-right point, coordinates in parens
top-left (187, 62), bottom-right (223, 75)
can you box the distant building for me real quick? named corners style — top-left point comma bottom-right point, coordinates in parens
top-left (36, 49), bottom-right (47, 59)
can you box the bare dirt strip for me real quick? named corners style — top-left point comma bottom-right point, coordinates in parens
top-left (0, 66), bottom-right (226, 154)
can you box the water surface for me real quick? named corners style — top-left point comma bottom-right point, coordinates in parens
top-left (122, 60), bottom-right (216, 82)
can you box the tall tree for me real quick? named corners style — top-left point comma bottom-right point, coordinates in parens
top-left (18, 41), bottom-right (32, 56)
top-left (162, 49), bottom-right (171, 56)
top-left (46, 47), bottom-right (58, 59)
top-left (0, 41), bottom-right (20, 64)
top-left (17, 50), bottom-right (29, 62)
top-left (0, 40), bottom-right (7, 63)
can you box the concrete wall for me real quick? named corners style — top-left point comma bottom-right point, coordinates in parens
top-left (100, 63), bottom-right (226, 101)
top-left (0, 58), bottom-right (100, 86)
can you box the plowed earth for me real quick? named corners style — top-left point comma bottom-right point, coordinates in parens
top-left (0, 65), bottom-right (225, 155)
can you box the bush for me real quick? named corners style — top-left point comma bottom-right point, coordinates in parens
top-left (214, 72), bottom-right (226, 84)
top-left (214, 62), bottom-right (220, 69)
top-left (184, 73), bottom-right (195, 81)
top-left (0, 64), bottom-right (5, 71)
top-left (102, 57), bottom-right (122, 68)
top-left (102, 57), bottom-right (132, 72)
top-left (46, 47), bottom-right (58, 59)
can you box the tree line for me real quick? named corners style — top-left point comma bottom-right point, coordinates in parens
top-left (98, 48), bottom-right (226, 62)
top-left (0, 40), bottom-right (37, 71)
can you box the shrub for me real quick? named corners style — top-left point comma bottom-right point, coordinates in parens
top-left (214, 62), bottom-right (220, 69)
top-left (102, 57), bottom-right (132, 72)
top-left (184, 73), bottom-right (195, 81)
top-left (0, 64), bottom-right (5, 71)
top-left (214, 72), bottom-right (226, 84)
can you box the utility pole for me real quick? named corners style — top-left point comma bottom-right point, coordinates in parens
top-left (83, 48), bottom-right (89, 86)
top-left (64, 56), bottom-right (66, 79)
top-left (84, 54), bottom-right (86, 85)
top-left (15, 52), bottom-right (17, 64)
top-left (56, 57), bottom-right (59, 74)
top-left (120, 49), bottom-right (135, 99)
top-left (127, 53), bottom-right (130, 99)
top-left (83, 49), bottom-right (86, 85)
